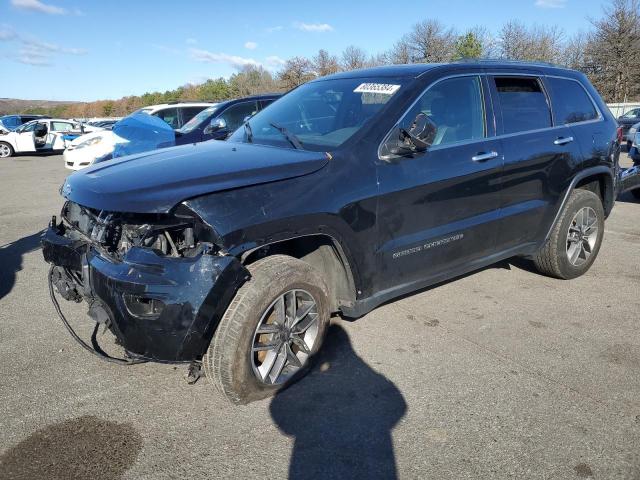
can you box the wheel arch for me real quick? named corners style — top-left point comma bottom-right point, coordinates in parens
top-left (543, 166), bottom-right (614, 244)
top-left (240, 233), bottom-right (357, 313)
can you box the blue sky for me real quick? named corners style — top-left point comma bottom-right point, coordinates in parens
top-left (0, 0), bottom-right (607, 101)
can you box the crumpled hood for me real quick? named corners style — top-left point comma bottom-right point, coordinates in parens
top-left (62, 140), bottom-right (329, 213)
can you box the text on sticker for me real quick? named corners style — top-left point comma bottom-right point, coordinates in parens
top-left (353, 83), bottom-right (401, 95)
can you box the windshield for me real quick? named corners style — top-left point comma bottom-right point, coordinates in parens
top-left (177, 104), bottom-right (219, 134)
top-left (228, 77), bottom-right (407, 151)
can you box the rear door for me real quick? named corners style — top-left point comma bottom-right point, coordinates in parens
top-left (375, 74), bottom-right (504, 291)
top-left (488, 73), bottom-right (583, 252)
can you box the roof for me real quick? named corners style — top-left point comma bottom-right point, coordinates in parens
top-left (314, 60), bottom-right (577, 82)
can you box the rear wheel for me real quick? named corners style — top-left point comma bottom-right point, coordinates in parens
top-left (533, 189), bottom-right (604, 279)
top-left (204, 255), bottom-right (330, 405)
top-left (0, 142), bottom-right (13, 158)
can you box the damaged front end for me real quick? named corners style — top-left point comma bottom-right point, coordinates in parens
top-left (42, 201), bottom-right (248, 362)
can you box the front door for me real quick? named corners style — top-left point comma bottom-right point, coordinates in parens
top-left (375, 74), bottom-right (503, 293)
top-left (15, 122), bottom-right (37, 152)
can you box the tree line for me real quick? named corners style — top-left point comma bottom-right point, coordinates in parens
top-left (24, 0), bottom-right (640, 119)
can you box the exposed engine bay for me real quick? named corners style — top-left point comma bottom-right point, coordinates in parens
top-left (60, 200), bottom-right (218, 260)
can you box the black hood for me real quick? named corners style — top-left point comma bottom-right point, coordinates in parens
top-left (62, 141), bottom-right (329, 213)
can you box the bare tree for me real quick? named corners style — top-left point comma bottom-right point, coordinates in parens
top-left (278, 56), bottom-right (316, 90)
top-left (230, 65), bottom-right (278, 96)
top-left (585, 0), bottom-right (640, 102)
top-left (387, 39), bottom-right (411, 64)
top-left (366, 52), bottom-right (389, 67)
top-left (561, 31), bottom-right (588, 69)
top-left (341, 45), bottom-right (368, 70)
top-left (405, 20), bottom-right (457, 63)
top-left (499, 21), bottom-right (564, 63)
top-left (313, 49), bottom-right (340, 77)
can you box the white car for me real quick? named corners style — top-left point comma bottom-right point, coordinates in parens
top-left (63, 102), bottom-right (213, 170)
top-left (0, 118), bottom-right (100, 158)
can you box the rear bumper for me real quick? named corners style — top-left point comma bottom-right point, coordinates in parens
top-left (42, 225), bottom-right (248, 362)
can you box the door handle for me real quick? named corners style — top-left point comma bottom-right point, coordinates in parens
top-left (554, 136), bottom-right (574, 145)
top-left (471, 151), bottom-right (499, 162)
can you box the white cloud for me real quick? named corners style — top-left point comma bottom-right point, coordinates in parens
top-left (1, 29), bottom-right (87, 66)
top-left (186, 38), bottom-right (198, 45)
top-left (265, 55), bottom-right (286, 69)
top-left (11, 0), bottom-right (66, 15)
top-left (189, 48), bottom-right (261, 69)
top-left (0, 24), bottom-right (16, 41)
top-left (293, 22), bottom-right (333, 32)
top-left (244, 41), bottom-right (258, 50)
top-left (534, 0), bottom-right (567, 8)
top-left (266, 25), bottom-right (283, 33)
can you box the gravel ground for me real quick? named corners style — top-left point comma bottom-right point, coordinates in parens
top-left (0, 154), bottom-right (639, 480)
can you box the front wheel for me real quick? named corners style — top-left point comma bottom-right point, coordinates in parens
top-left (204, 255), bottom-right (330, 405)
top-left (533, 189), bottom-right (605, 279)
top-left (0, 142), bottom-right (14, 158)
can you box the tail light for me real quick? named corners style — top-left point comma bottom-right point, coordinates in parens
top-left (617, 126), bottom-right (623, 144)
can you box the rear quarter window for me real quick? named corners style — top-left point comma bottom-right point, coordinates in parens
top-left (547, 77), bottom-right (599, 125)
top-left (493, 77), bottom-right (552, 134)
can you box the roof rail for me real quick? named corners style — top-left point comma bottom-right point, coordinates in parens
top-left (453, 58), bottom-right (562, 68)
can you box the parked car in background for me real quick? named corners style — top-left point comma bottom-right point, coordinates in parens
top-left (617, 108), bottom-right (640, 149)
top-left (0, 114), bottom-right (50, 133)
top-left (175, 94), bottom-right (281, 144)
top-left (0, 118), bottom-right (100, 158)
top-left (64, 102), bottom-right (213, 170)
top-left (44, 61), bottom-right (619, 404)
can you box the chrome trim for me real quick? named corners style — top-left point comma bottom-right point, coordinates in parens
top-left (377, 70), bottom-right (606, 162)
top-left (471, 151), bottom-right (499, 162)
top-left (554, 136), bottom-right (574, 145)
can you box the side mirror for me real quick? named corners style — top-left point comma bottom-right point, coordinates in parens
top-left (386, 113), bottom-right (437, 156)
top-left (204, 117), bottom-right (227, 135)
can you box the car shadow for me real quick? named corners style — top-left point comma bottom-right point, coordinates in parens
top-left (270, 324), bottom-right (407, 480)
top-left (0, 230), bottom-right (44, 301)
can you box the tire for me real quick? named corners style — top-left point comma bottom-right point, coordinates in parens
top-left (631, 188), bottom-right (640, 200)
top-left (0, 142), bottom-right (14, 158)
top-left (533, 189), bottom-right (605, 280)
top-left (203, 254), bottom-right (330, 405)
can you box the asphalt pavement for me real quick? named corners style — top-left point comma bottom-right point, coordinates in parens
top-left (1, 154), bottom-right (639, 479)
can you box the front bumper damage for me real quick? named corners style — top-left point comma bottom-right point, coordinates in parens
top-left (42, 222), bottom-right (248, 362)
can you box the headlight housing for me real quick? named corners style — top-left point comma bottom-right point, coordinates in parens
top-left (74, 136), bottom-right (103, 150)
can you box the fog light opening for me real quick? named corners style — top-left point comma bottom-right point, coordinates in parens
top-left (123, 294), bottom-right (165, 319)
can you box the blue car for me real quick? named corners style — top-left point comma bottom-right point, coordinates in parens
top-left (175, 94), bottom-right (280, 144)
top-left (0, 114), bottom-right (50, 132)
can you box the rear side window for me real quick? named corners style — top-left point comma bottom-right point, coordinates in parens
top-left (154, 108), bottom-right (179, 129)
top-left (181, 106), bottom-right (208, 125)
top-left (547, 78), bottom-right (598, 125)
top-left (494, 77), bottom-right (551, 134)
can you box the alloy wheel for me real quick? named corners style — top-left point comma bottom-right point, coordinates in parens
top-left (251, 289), bottom-right (320, 385)
top-left (0, 144), bottom-right (11, 158)
top-left (566, 206), bottom-right (598, 266)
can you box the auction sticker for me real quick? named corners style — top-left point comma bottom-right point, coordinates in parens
top-left (353, 83), bottom-right (401, 95)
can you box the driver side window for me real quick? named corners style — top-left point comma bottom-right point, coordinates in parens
top-left (404, 76), bottom-right (486, 147)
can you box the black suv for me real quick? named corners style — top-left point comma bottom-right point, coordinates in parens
top-left (175, 94), bottom-right (281, 144)
top-left (43, 61), bottom-right (619, 404)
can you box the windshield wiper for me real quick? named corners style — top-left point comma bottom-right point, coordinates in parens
top-left (244, 121), bottom-right (253, 143)
top-left (269, 122), bottom-right (303, 150)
